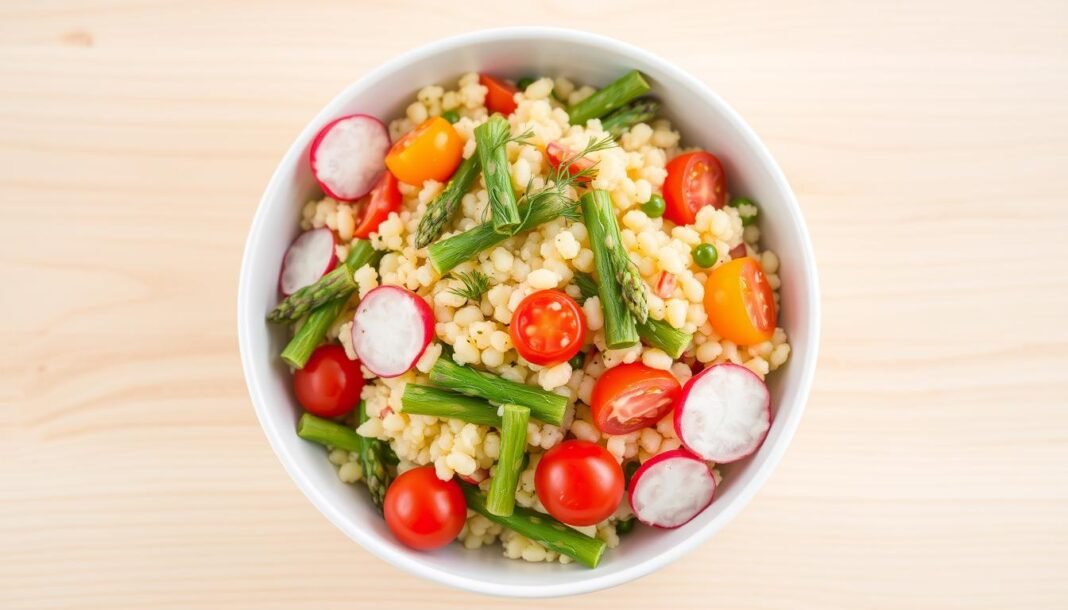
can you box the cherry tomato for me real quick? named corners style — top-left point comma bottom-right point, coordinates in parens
top-left (703, 256), bottom-right (776, 346)
top-left (545, 141), bottom-right (595, 184)
top-left (384, 465), bottom-right (466, 550)
top-left (479, 74), bottom-right (519, 115)
top-left (510, 290), bottom-right (587, 366)
top-left (663, 151), bottom-right (727, 225)
top-left (293, 345), bottom-right (364, 418)
top-left (385, 117), bottom-right (463, 185)
top-left (352, 171), bottom-right (401, 238)
top-left (535, 440), bottom-right (624, 526)
top-left (591, 363), bottom-right (681, 435)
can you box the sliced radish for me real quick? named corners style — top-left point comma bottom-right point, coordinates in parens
top-left (351, 285), bottom-right (434, 378)
top-left (279, 228), bottom-right (337, 295)
top-left (628, 449), bottom-right (716, 528)
top-left (674, 363), bottom-right (771, 463)
top-left (729, 242), bottom-right (748, 259)
top-left (310, 114), bottom-right (390, 201)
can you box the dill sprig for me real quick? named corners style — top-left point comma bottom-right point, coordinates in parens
top-left (448, 270), bottom-right (492, 302)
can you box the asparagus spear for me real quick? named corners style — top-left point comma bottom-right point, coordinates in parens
top-left (280, 297), bottom-right (349, 368)
top-left (427, 188), bottom-right (577, 274)
top-left (297, 413), bottom-right (363, 452)
top-left (357, 402), bottom-right (391, 511)
top-left (486, 404), bottom-right (529, 517)
top-left (429, 358), bottom-right (567, 426)
top-left (463, 486), bottom-right (607, 568)
top-left (574, 272), bottom-right (692, 358)
top-left (475, 115), bottom-right (521, 235)
top-left (568, 70), bottom-right (651, 126)
top-left (268, 240), bottom-right (379, 323)
top-left (400, 384), bottom-right (502, 427)
top-left (600, 98), bottom-right (661, 138)
top-left (580, 191), bottom-right (639, 348)
top-left (416, 154), bottom-right (480, 248)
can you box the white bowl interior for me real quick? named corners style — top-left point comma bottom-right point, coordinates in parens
top-left (238, 28), bottom-right (819, 597)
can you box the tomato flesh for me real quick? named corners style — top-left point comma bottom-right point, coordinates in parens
top-left (384, 465), bottom-right (466, 550)
top-left (545, 141), bottom-right (595, 184)
top-left (535, 440), bottom-right (624, 526)
top-left (385, 117), bottom-right (463, 185)
top-left (293, 345), bottom-right (364, 418)
top-left (591, 363), bottom-right (681, 435)
top-left (352, 170), bottom-right (401, 238)
top-left (703, 257), bottom-right (776, 346)
top-left (479, 74), bottom-right (519, 115)
top-left (510, 290), bottom-right (587, 366)
top-left (663, 151), bottom-right (727, 225)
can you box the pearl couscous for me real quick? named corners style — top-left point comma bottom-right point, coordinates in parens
top-left (274, 70), bottom-right (789, 568)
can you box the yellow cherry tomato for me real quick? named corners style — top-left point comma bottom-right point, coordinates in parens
top-left (703, 257), bottom-right (777, 346)
top-left (385, 117), bottom-right (463, 185)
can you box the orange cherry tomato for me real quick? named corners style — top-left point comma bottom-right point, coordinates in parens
top-left (479, 74), bottom-right (519, 115)
top-left (510, 290), bottom-right (587, 366)
top-left (352, 171), bottom-right (401, 238)
top-left (703, 257), bottom-right (776, 346)
top-left (663, 151), bottom-right (727, 225)
top-left (591, 363), bottom-right (681, 435)
top-left (545, 141), bottom-right (595, 185)
top-left (385, 117), bottom-right (463, 185)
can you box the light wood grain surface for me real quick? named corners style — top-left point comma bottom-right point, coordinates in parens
top-left (2, 1), bottom-right (1067, 608)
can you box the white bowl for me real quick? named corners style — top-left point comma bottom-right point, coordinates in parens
top-left (238, 27), bottom-right (820, 598)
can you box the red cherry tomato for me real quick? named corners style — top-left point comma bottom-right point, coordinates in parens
top-left (591, 363), bottom-right (681, 435)
top-left (352, 171), bottom-right (401, 238)
top-left (663, 151), bottom-right (727, 225)
top-left (384, 465), bottom-right (466, 550)
top-left (510, 290), bottom-right (587, 366)
top-left (535, 440), bottom-right (624, 526)
top-left (545, 141), bottom-right (595, 184)
top-left (293, 345), bottom-right (364, 418)
top-left (479, 74), bottom-right (519, 115)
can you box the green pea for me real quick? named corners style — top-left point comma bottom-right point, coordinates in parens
top-left (641, 194), bottom-right (666, 218)
top-left (616, 518), bottom-right (636, 535)
top-left (441, 110), bottom-right (461, 124)
top-left (729, 196), bottom-right (759, 226)
top-left (693, 243), bottom-right (718, 268)
top-left (517, 77), bottom-right (535, 91)
top-left (568, 351), bottom-right (586, 369)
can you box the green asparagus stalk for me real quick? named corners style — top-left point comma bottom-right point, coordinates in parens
top-left (357, 402), bottom-right (391, 511)
top-left (267, 240), bottom-right (379, 323)
top-left (429, 358), bottom-right (567, 426)
top-left (568, 70), bottom-right (651, 126)
top-left (486, 404), bottom-right (529, 516)
top-left (581, 191), bottom-right (639, 348)
top-left (600, 98), bottom-right (661, 138)
top-left (416, 154), bottom-right (481, 248)
top-left (296, 413), bottom-right (363, 452)
top-left (427, 189), bottom-right (577, 274)
top-left (463, 486), bottom-right (607, 568)
top-left (280, 297), bottom-right (348, 368)
top-left (400, 384), bottom-right (502, 427)
top-left (475, 115), bottom-right (521, 235)
top-left (636, 318), bottom-right (692, 359)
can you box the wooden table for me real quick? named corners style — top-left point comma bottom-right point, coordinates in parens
top-left (3, 1), bottom-right (1066, 608)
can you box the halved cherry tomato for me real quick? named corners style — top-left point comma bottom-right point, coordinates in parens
top-left (591, 363), bottom-right (681, 435)
top-left (385, 117), bottom-right (463, 185)
top-left (703, 256), bottom-right (776, 346)
top-left (352, 170), bottom-right (401, 238)
top-left (663, 151), bottom-right (727, 225)
top-left (510, 290), bottom-right (587, 366)
top-left (535, 440), bottom-right (623, 526)
top-left (384, 465), bottom-right (466, 550)
top-left (545, 141), bottom-right (595, 185)
top-left (479, 74), bottom-right (519, 115)
top-left (293, 345), bottom-right (364, 418)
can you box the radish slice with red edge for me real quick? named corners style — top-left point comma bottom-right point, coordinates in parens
top-left (310, 114), bottom-right (390, 201)
top-left (729, 242), bottom-right (748, 259)
top-left (674, 363), bottom-right (771, 463)
top-left (279, 228), bottom-right (337, 295)
top-left (628, 449), bottom-right (716, 528)
top-left (351, 286), bottom-right (433, 377)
